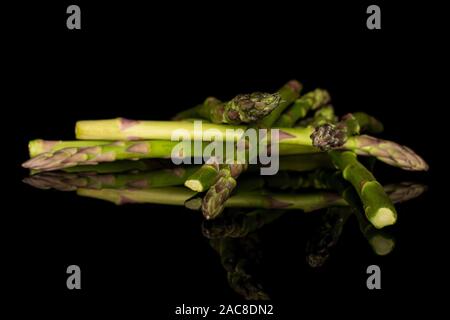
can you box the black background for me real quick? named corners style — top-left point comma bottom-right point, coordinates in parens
top-left (4, 1), bottom-right (447, 317)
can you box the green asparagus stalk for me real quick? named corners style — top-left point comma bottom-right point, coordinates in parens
top-left (328, 150), bottom-right (397, 229)
top-left (256, 80), bottom-right (303, 128)
top-left (297, 105), bottom-right (337, 128)
top-left (29, 139), bottom-right (111, 158)
top-left (202, 163), bottom-right (247, 219)
top-left (23, 140), bottom-right (192, 172)
top-left (354, 209), bottom-right (395, 256)
top-left (173, 92), bottom-right (282, 124)
top-left (184, 160), bottom-right (220, 192)
top-left (22, 140), bottom-right (317, 172)
top-left (310, 114), bottom-right (428, 171)
top-left (273, 89), bottom-right (331, 127)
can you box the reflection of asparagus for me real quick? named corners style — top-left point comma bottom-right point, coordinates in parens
top-left (23, 166), bottom-right (199, 191)
top-left (210, 234), bottom-right (270, 300)
top-left (305, 176), bottom-right (425, 265)
top-left (306, 207), bottom-right (352, 267)
top-left (297, 105), bottom-right (337, 128)
top-left (202, 209), bottom-right (285, 239)
top-left (77, 187), bottom-right (346, 209)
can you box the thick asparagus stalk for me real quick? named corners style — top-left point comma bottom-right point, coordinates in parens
top-left (329, 150), bottom-right (397, 229)
top-left (274, 89), bottom-right (331, 127)
top-left (184, 160), bottom-right (220, 192)
top-left (173, 92), bottom-right (282, 124)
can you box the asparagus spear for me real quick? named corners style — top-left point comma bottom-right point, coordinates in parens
top-left (274, 89), bottom-right (331, 127)
top-left (173, 92), bottom-right (282, 124)
top-left (256, 80), bottom-right (303, 128)
top-left (310, 114), bottom-right (428, 171)
top-left (29, 139), bottom-right (111, 158)
top-left (329, 150), bottom-right (397, 229)
top-left (201, 163), bottom-right (247, 219)
top-left (22, 138), bottom-right (318, 172)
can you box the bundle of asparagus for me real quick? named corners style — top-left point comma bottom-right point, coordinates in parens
top-left (22, 80), bottom-right (428, 230)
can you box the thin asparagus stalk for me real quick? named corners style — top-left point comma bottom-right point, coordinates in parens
top-left (256, 80), bottom-right (303, 128)
top-left (274, 89), bottom-right (331, 127)
top-left (352, 112), bottom-right (384, 134)
top-left (297, 105), bottom-right (337, 128)
top-left (29, 139), bottom-right (111, 157)
top-left (173, 92), bottom-right (282, 124)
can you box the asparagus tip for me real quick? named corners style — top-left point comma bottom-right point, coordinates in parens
top-left (310, 124), bottom-right (346, 151)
